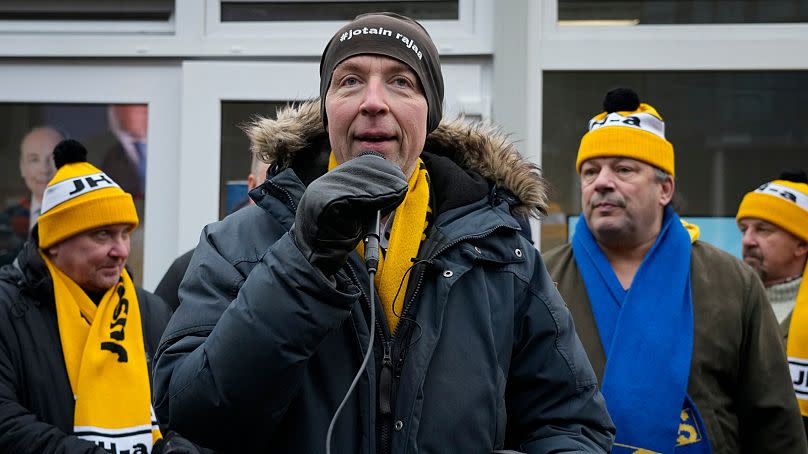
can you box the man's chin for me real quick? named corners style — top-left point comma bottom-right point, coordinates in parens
top-left (743, 258), bottom-right (762, 271)
top-left (589, 217), bottom-right (625, 236)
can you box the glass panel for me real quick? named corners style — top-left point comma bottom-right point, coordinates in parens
top-left (0, 0), bottom-right (173, 21)
top-left (221, 1), bottom-right (459, 22)
top-left (558, 0), bottom-right (808, 25)
top-left (0, 103), bottom-right (148, 285)
top-left (219, 101), bottom-right (288, 219)
top-left (540, 71), bottom-right (808, 254)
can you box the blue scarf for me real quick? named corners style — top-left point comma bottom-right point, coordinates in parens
top-left (572, 206), bottom-right (710, 454)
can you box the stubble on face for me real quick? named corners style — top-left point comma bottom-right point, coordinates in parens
top-left (580, 157), bottom-right (671, 252)
top-left (742, 247), bottom-right (768, 280)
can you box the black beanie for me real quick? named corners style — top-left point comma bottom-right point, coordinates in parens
top-left (319, 12), bottom-right (444, 133)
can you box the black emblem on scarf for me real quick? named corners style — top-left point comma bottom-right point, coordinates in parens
top-left (100, 282), bottom-right (129, 362)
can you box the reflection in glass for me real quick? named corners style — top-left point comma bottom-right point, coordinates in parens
top-left (558, 0), bottom-right (808, 25)
top-left (221, 1), bottom-right (459, 22)
top-left (540, 71), bottom-right (808, 253)
top-left (219, 101), bottom-right (287, 219)
top-left (0, 103), bottom-right (148, 285)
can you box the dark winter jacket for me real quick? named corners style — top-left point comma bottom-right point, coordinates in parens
top-left (152, 101), bottom-right (615, 454)
top-left (544, 241), bottom-right (808, 454)
top-left (0, 241), bottom-right (173, 454)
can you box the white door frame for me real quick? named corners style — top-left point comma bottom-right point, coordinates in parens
top-left (0, 61), bottom-right (181, 290)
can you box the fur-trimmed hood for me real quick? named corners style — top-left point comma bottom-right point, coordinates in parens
top-left (244, 100), bottom-right (548, 217)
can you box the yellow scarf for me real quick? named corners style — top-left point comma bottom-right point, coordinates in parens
top-left (328, 154), bottom-right (431, 334)
top-left (788, 263), bottom-right (808, 416)
top-left (41, 252), bottom-right (161, 452)
top-left (680, 219), bottom-right (700, 243)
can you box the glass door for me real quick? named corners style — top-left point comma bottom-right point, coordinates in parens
top-left (0, 61), bottom-right (180, 289)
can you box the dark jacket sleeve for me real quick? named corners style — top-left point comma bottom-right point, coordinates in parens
top-left (736, 270), bottom-right (808, 452)
top-left (151, 228), bottom-right (360, 451)
top-left (0, 287), bottom-right (106, 454)
top-left (504, 250), bottom-right (615, 453)
top-left (153, 249), bottom-right (194, 312)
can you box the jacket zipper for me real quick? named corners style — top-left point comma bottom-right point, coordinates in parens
top-left (345, 262), bottom-right (395, 453)
top-left (349, 224), bottom-right (512, 454)
top-left (266, 179), bottom-right (298, 212)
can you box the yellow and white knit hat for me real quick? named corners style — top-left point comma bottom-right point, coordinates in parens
top-left (38, 139), bottom-right (139, 249)
top-left (736, 171), bottom-right (808, 242)
top-left (577, 88), bottom-right (675, 176)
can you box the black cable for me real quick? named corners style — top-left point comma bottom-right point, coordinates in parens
top-left (326, 211), bottom-right (381, 454)
top-left (325, 271), bottom-right (376, 454)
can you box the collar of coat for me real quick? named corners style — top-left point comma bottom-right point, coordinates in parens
top-left (244, 100), bottom-right (548, 218)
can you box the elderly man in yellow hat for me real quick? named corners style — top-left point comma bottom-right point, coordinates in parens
top-left (737, 169), bottom-right (808, 432)
top-left (0, 139), bottom-right (185, 453)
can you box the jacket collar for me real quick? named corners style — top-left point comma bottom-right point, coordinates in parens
top-left (1, 241), bottom-right (55, 307)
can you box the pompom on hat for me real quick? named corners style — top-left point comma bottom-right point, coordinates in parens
top-left (736, 169), bottom-right (808, 242)
top-left (576, 88), bottom-right (675, 176)
top-left (37, 139), bottom-right (139, 249)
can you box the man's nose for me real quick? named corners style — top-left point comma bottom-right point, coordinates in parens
top-left (741, 229), bottom-right (757, 247)
top-left (360, 78), bottom-right (389, 116)
top-left (109, 236), bottom-right (130, 259)
top-left (592, 168), bottom-right (615, 191)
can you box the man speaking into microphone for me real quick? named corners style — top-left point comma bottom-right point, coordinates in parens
top-left (153, 12), bottom-right (614, 453)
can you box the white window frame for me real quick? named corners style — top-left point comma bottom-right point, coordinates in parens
top-left (492, 1), bottom-right (808, 247)
top-left (178, 60), bottom-right (320, 253)
top-left (0, 0), bottom-right (493, 57)
top-left (0, 61), bottom-right (181, 290)
top-left (206, 0), bottom-right (492, 55)
top-left (539, 1), bottom-right (808, 71)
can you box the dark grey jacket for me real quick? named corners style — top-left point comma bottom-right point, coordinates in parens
top-left (0, 242), bottom-right (172, 454)
top-left (152, 102), bottom-right (615, 454)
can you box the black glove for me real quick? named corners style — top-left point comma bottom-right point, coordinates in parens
top-left (291, 154), bottom-right (408, 276)
top-left (152, 431), bottom-right (204, 454)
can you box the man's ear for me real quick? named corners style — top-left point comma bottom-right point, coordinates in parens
top-left (47, 245), bottom-right (59, 258)
top-left (659, 175), bottom-right (675, 206)
top-left (247, 173), bottom-right (258, 191)
top-left (796, 240), bottom-right (808, 259)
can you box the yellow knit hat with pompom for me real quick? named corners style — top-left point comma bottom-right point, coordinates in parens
top-left (37, 139), bottom-right (139, 249)
top-left (736, 171), bottom-right (808, 242)
top-left (577, 88), bottom-right (675, 176)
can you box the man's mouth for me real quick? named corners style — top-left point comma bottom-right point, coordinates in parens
top-left (100, 263), bottom-right (123, 272)
top-left (743, 249), bottom-right (763, 262)
top-left (594, 201), bottom-right (623, 210)
top-left (355, 133), bottom-right (396, 142)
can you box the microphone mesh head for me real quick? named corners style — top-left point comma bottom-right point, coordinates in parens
top-left (357, 151), bottom-right (385, 159)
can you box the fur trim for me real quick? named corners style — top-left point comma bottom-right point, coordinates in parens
top-left (244, 100), bottom-right (548, 217)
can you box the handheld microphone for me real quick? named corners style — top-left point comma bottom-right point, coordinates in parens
top-left (364, 210), bottom-right (382, 273)
top-left (356, 151), bottom-right (386, 272)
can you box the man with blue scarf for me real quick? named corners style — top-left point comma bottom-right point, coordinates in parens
top-left (544, 88), bottom-right (806, 453)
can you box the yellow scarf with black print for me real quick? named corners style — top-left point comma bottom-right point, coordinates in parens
top-left (788, 267), bottom-right (808, 416)
top-left (40, 252), bottom-right (161, 453)
top-left (328, 154), bottom-right (431, 334)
